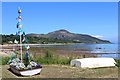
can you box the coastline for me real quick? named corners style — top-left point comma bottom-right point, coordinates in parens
top-left (0, 42), bottom-right (114, 47)
top-left (0, 43), bottom-right (67, 47)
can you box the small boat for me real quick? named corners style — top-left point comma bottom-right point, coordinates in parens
top-left (10, 64), bottom-right (42, 76)
top-left (70, 58), bottom-right (116, 68)
top-left (9, 57), bottom-right (42, 76)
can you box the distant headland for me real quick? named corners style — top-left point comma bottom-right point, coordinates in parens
top-left (1, 29), bottom-right (111, 44)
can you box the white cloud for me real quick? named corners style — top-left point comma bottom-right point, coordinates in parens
top-left (92, 35), bottom-right (103, 38)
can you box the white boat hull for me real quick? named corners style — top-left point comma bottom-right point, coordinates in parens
top-left (71, 58), bottom-right (116, 68)
top-left (10, 66), bottom-right (42, 76)
top-left (20, 68), bottom-right (41, 76)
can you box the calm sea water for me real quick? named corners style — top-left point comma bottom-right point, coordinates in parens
top-left (31, 43), bottom-right (119, 59)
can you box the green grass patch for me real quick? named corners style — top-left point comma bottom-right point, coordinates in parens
top-left (2, 57), bottom-right (10, 65)
top-left (34, 49), bottom-right (73, 65)
top-left (0, 57), bottom-right (2, 65)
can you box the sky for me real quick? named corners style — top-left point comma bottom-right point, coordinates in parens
top-left (2, 2), bottom-right (118, 43)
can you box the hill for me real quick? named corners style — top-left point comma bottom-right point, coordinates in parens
top-left (27, 29), bottom-right (111, 44)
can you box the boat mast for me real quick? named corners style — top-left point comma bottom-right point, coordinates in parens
top-left (18, 7), bottom-right (22, 63)
top-left (20, 29), bottom-right (22, 63)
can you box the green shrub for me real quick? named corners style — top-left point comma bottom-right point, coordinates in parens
top-left (2, 57), bottom-right (10, 65)
top-left (115, 60), bottom-right (120, 68)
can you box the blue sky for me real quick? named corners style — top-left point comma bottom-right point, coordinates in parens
top-left (2, 2), bottom-right (118, 43)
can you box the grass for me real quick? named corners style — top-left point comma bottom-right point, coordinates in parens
top-left (33, 49), bottom-right (73, 65)
top-left (0, 57), bottom-right (2, 65)
top-left (1, 57), bottom-right (10, 65)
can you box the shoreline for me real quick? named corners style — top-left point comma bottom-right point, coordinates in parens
top-left (0, 43), bottom-right (67, 47)
top-left (0, 42), bottom-right (114, 47)
top-left (0, 43), bottom-right (118, 54)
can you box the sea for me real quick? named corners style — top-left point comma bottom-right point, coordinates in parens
top-left (31, 43), bottom-right (120, 59)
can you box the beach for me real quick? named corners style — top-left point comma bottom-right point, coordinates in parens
top-left (0, 44), bottom-right (119, 78)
